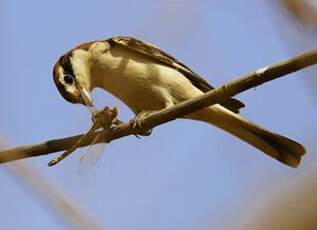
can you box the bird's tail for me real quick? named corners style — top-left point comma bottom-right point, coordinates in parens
top-left (185, 105), bottom-right (306, 167)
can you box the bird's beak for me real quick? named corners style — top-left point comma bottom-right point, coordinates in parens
top-left (79, 87), bottom-right (94, 107)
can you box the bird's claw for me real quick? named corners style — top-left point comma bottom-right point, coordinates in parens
top-left (130, 111), bottom-right (153, 137)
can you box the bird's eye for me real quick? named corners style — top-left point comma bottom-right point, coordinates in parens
top-left (63, 75), bottom-right (74, 85)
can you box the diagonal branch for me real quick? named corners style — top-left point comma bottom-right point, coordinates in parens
top-left (1, 49), bottom-right (317, 164)
top-left (0, 139), bottom-right (104, 229)
top-left (6, 162), bottom-right (104, 229)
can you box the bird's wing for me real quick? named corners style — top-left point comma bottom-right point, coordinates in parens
top-left (109, 36), bottom-right (244, 113)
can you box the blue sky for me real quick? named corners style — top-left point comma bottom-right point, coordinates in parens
top-left (1, 1), bottom-right (317, 229)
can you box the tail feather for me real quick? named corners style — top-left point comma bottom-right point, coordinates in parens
top-left (236, 120), bottom-right (305, 167)
top-left (186, 105), bottom-right (306, 167)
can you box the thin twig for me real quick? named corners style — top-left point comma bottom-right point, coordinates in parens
top-left (0, 49), bottom-right (317, 164)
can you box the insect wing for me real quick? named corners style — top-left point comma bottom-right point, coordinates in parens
top-left (77, 132), bottom-right (106, 174)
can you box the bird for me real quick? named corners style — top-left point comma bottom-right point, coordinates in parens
top-left (53, 36), bottom-right (305, 167)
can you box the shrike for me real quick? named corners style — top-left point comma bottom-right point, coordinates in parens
top-left (53, 36), bottom-right (305, 167)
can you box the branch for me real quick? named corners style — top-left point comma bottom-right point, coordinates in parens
top-left (281, 0), bottom-right (317, 28)
top-left (0, 138), bottom-right (103, 228)
top-left (1, 49), bottom-right (317, 164)
top-left (6, 162), bottom-right (104, 229)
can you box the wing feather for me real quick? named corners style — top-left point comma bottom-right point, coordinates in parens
top-left (109, 36), bottom-right (244, 113)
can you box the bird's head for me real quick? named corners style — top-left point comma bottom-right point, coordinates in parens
top-left (53, 43), bottom-right (97, 107)
top-left (53, 41), bottom-right (112, 108)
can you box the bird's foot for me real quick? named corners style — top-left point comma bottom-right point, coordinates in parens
top-left (130, 111), bottom-right (153, 137)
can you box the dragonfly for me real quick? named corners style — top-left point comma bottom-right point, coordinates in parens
top-left (77, 106), bottom-right (121, 174)
top-left (48, 89), bottom-right (122, 172)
